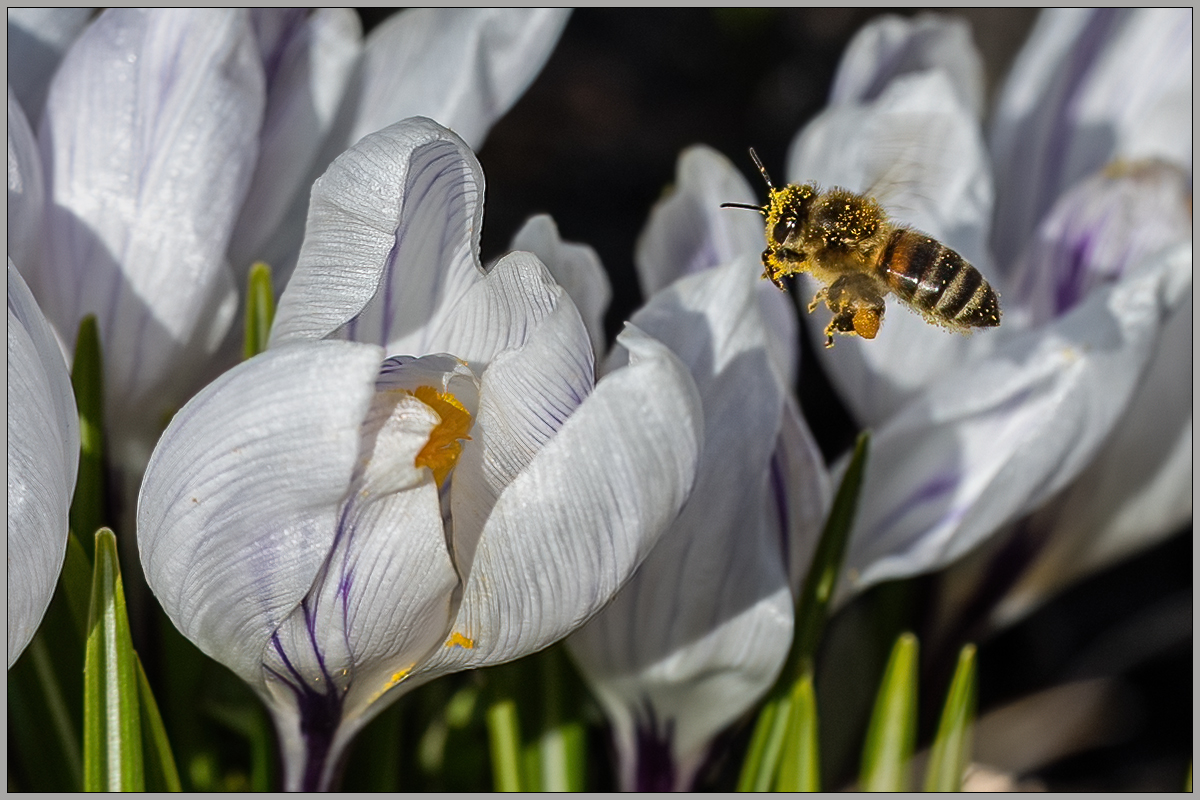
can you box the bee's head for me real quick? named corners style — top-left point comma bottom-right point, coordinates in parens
top-left (720, 148), bottom-right (815, 248)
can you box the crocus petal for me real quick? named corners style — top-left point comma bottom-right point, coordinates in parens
top-left (39, 8), bottom-right (265, 468)
top-left (635, 146), bottom-right (764, 298)
top-left (510, 213), bottom-right (612, 358)
top-left (345, 8), bottom-right (570, 152)
top-left (228, 8), bottom-right (362, 274)
top-left (1008, 160), bottom-right (1192, 327)
top-left (417, 325), bottom-right (703, 679)
top-left (272, 117), bottom-right (484, 354)
top-left (6, 7), bottom-right (93, 124)
top-left (994, 284), bottom-right (1192, 625)
top-left (829, 13), bottom-right (985, 118)
top-left (840, 242), bottom-right (1191, 596)
top-left (636, 145), bottom-right (799, 386)
top-left (787, 68), bottom-right (996, 426)
top-left (568, 255), bottom-right (799, 790)
top-left (137, 340), bottom-right (383, 688)
top-left (8, 86), bottom-right (45, 282)
top-left (449, 275), bottom-right (595, 576)
top-left (989, 8), bottom-right (1192, 274)
top-left (8, 262), bottom-right (79, 667)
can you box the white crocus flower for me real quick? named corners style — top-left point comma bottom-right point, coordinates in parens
top-left (138, 117), bottom-right (703, 791)
top-left (8, 261), bottom-right (80, 667)
top-left (565, 148), bottom-right (830, 790)
top-left (9, 8), bottom-right (569, 528)
top-left (778, 11), bottom-right (1190, 606)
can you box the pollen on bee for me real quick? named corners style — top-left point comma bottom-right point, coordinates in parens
top-left (412, 385), bottom-right (473, 485)
top-left (853, 308), bottom-right (881, 339)
top-left (445, 631), bottom-right (475, 649)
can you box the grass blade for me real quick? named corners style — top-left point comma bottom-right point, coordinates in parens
top-left (137, 655), bottom-right (182, 791)
top-left (924, 643), bottom-right (977, 791)
top-left (486, 698), bottom-right (523, 792)
top-left (243, 261), bottom-right (276, 359)
top-left (859, 632), bottom-right (918, 792)
top-left (83, 528), bottom-right (143, 791)
top-left (775, 668), bottom-right (820, 791)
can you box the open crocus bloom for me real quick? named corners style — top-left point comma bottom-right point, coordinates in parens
top-left (8, 8), bottom-right (568, 526)
top-left (781, 10), bottom-right (1191, 610)
top-left (567, 147), bottom-right (830, 790)
top-left (8, 261), bottom-right (79, 667)
top-left (137, 117), bottom-right (703, 791)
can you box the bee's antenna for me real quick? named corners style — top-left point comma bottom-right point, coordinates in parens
top-left (748, 147), bottom-right (774, 190)
top-left (719, 201), bottom-right (764, 213)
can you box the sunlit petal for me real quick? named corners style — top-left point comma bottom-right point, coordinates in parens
top-left (830, 13), bottom-right (985, 118)
top-left (510, 213), bottom-right (612, 358)
top-left (6, 7), bottom-right (93, 124)
top-left (40, 8), bottom-right (264, 466)
top-left (138, 340), bottom-right (383, 688)
top-left (419, 325), bottom-right (703, 678)
top-left (8, 262), bottom-right (79, 667)
top-left (989, 8), bottom-right (1192, 274)
top-left (841, 243), bottom-right (1191, 596)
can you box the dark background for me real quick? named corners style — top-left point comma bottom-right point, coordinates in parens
top-left (356, 8), bottom-right (1189, 791)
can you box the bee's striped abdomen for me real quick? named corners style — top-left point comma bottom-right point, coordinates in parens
top-left (876, 229), bottom-right (1000, 330)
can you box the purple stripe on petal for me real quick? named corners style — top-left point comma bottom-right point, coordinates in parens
top-left (634, 702), bottom-right (678, 792)
top-left (871, 470), bottom-right (960, 548)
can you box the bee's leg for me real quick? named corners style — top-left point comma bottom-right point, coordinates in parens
top-left (807, 286), bottom-right (828, 315)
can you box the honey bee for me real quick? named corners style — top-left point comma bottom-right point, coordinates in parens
top-left (722, 148), bottom-right (1000, 347)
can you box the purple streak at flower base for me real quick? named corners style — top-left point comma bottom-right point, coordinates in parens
top-left (633, 703), bottom-right (679, 792)
top-left (266, 630), bottom-right (347, 791)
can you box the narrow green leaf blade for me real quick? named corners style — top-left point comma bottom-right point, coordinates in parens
top-left (792, 430), bottom-right (870, 666)
top-left (136, 655), bottom-right (182, 791)
top-left (243, 261), bottom-right (276, 359)
top-left (860, 632), bottom-right (918, 792)
top-left (737, 696), bottom-right (791, 791)
top-left (69, 314), bottom-right (106, 562)
top-left (531, 647), bottom-right (586, 792)
top-left (924, 643), bottom-right (977, 791)
top-left (775, 669), bottom-right (820, 791)
top-left (486, 698), bottom-right (523, 792)
top-left (83, 528), bottom-right (144, 792)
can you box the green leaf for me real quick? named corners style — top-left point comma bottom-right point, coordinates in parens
top-left (69, 314), bottom-right (107, 562)
top-left (83, 528), bottom-right (144, 791)
top-left (486, 698), bottom-right (523, 792)
top-left (137, 655), bottom-right (182, 791)
top-left (7, 631), bottom-right (83, 791)
top-left (924, 643), bottom-right (977, 791)
top-left (775, 668), bottom-right (820, 791)
top-left (737, 431), bottom-right (870, 791)
top-left (524, 646), bottom-right (587, 792)
top-left (859, 632), bottom-right (918, 792)
top-left (243, 261), bottom-right (276, 359)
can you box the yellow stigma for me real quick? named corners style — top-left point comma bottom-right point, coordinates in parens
top-left (412, 385), bottom-right (472, 486)
top-left (445, 632), bottom-right (475, 649)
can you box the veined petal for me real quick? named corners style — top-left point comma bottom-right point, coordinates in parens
top-left (830, 13), bottom-right (985, 118)
top-left (568, 256), bottom-right (798, 789)
top-left (995, 282), bottom-right (1192, 625)
top-left (989, 8), bottom-right (1192, 274)
top-left (635, 145), bottom-right (763, 298)
top-left (417, 325), bottom-right (703, 678)
top-left (6, 7), bottom-right (93, 124)
top-left (774, 396), bottom-right (832, 591)
top-left (228, 8), bottom-right (362, 274)
top-left (787, 69), bottom-right (996, 426)
top-left (273, 117), bottom-right (484, 354)
top-left (510, 213), bottom-right (612, 358)
top-left (346, 8), bottom-right (570, 151)
top-left (137, 340), bottom-right (383, 689)
top-left (8, 86), bottom-right (45, 283)
top-left (449, 278), bottom-right (594, 577)
top-left (840, 243), bottom-right (1191, 596)
top-left (40, 8), bottom-right (265, 465)
top-left (8, 262), bottom-right (79, 667)
top-left (1008, 159), bottom-right (1192, 327)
